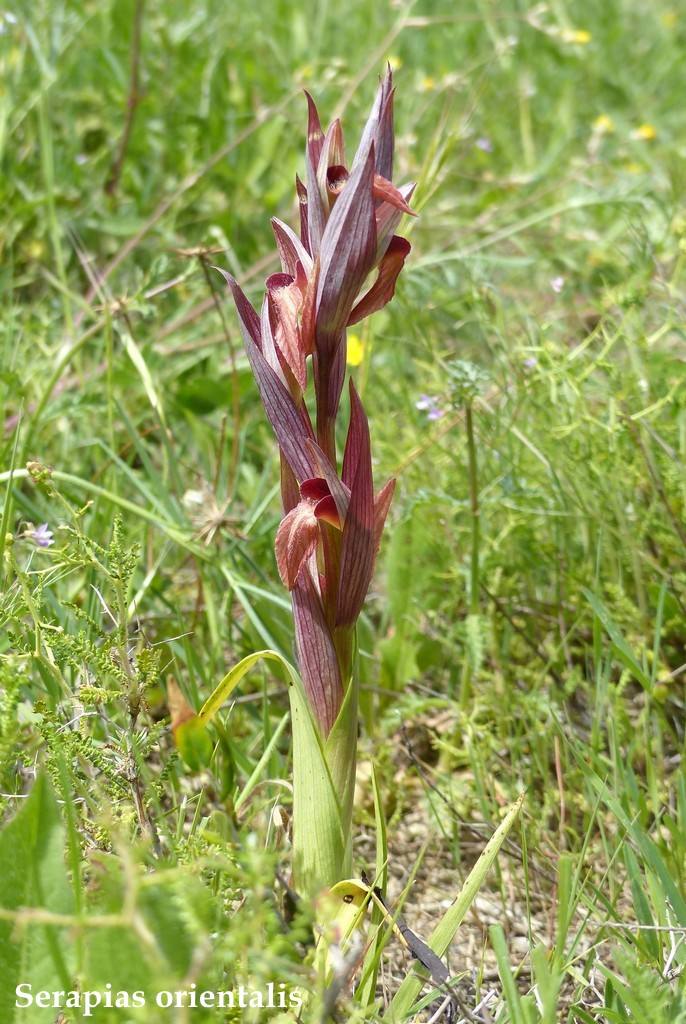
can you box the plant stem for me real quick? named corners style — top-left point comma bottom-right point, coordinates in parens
top-left (105, 0), bottom-right (145, 196)
top-left (460, 401), bottom-right (480, 709)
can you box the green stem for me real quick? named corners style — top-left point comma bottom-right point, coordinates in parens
top-left (460, 402), bottom-right (480, 708)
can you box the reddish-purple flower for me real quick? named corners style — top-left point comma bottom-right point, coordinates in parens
top-left (219, 67), bottom-right (413, 736)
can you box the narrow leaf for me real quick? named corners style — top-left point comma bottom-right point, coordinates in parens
top-left (199, 649), bottom-right (295, 724)
top-left (386, 792), bottom-right (525, 1020)
top-left (583, 587), bottom-right (652, 692)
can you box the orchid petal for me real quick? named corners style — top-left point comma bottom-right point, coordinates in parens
top-left (300, 477), bottom-right (331, 502)
top-left (305, 90), bottom-right (325, 169)
top-left (271, 217), bottom-right (313, 276)
top-left (326, 165), bottom-right (349, 205)
top-left (260, 294), bottom-right (287, 384)
top-left (316, 118), bottom-right (347, 213)
top-left (275, 501), bottom-right (320, 589)
top-left (305, 438), bottom-right (351, 525)
top-left (348, 235), bottom-right (411, 327)
top-left (266, 272), bottom-right (307, 391)
top-left (372, 174), bottom-right (415, 215)
top-left (215, 266), bottom-right (261, 348)
top-left (375, 181), bottom-right (416, 261)
top-left (315, 145), bottom-right (377, 356)
top-left (295, 175), bottom-right (310, 253)
top-left (280, 452), bottom-right (300, 514)
top-left (314, 494), bottom-right (341, 529)
top-left (300, 256), bottom-right (319, 357)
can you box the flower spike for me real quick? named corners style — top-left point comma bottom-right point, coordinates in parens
top-left (221, 70), bottom-right (414, 738)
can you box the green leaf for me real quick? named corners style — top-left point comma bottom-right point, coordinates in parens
top-left (168, 679), bottom-right (214, 772)
top-left (582, 588), bottom-right (651, 693)
top-left (357, 761), bottom-right (390, 1009)
top-left (175, 375), bottom-right (233, 414)
top-left (323, 662), bottom-right (359, 849)
top-left (491, 925), bottom-right (530, 1024)
top-left (0, 775), bottom-right (73, 1022)
top-left (290, 672), bottom-right (347, 892)
top-left (174, 715), bottom-right (215, 772)
top-left (200, 649), bottom-right (348, 893)
top-left (199, 649), bottom-right (291, 724)
top-left (380, 507), bottom-right (431, 687)
top-left (385, 791), bottom-right (525, 1021)
top-left (569, 742), bottom-right (686, 925)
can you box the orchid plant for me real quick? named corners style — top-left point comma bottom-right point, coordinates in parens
top-left (215, 68), bottom-right (416, 896)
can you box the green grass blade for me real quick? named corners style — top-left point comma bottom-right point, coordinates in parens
top-left (386, 791), bottom-right (525, 1020)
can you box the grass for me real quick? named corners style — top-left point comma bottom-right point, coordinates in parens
top-left (1, 0), bottom-right (686, 1020)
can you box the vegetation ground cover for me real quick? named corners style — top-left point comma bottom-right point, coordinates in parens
top-left (1, 0), bottom-right (685, 1021)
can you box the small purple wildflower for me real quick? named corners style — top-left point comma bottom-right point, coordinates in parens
top-left (550, 276), bottom-right (565, 293)
top-left (32, 523), bottom-right (54, 548)
top-left (416, 394), bottom-right (443, 420)
top-left (476, 137), bottom-right (493, 152)
top-left (523, 357), bottom-right (538, 369)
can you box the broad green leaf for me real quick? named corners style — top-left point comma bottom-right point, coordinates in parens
top-left (290, 671), bottom-right (347, 892)
top-left (200, 649), bottom-right (347, 893)
top-left (0, 775), bottom-right (73, 1022)
top-left (173, 715), bottom-right (214, 772)
top-left (385, 791), bottom-right (525, 1021)
top-left (168, 679), bottom-right (214, 771)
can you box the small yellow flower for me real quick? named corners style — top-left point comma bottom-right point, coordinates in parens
top-left (661, 10), bottom-right (677, 27)
top-left (346, 334), bottom-right (365, 367)
top-left (562, 28), bottom-right (592, 44)
top-left (420, 75), bottom-right (436, 91)
top-left (592, 114), bottom-right (615, 134)
top-left (386, 54), bottom-right (403, 70)
top-left (633, 123), bottom-right (657, 141)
